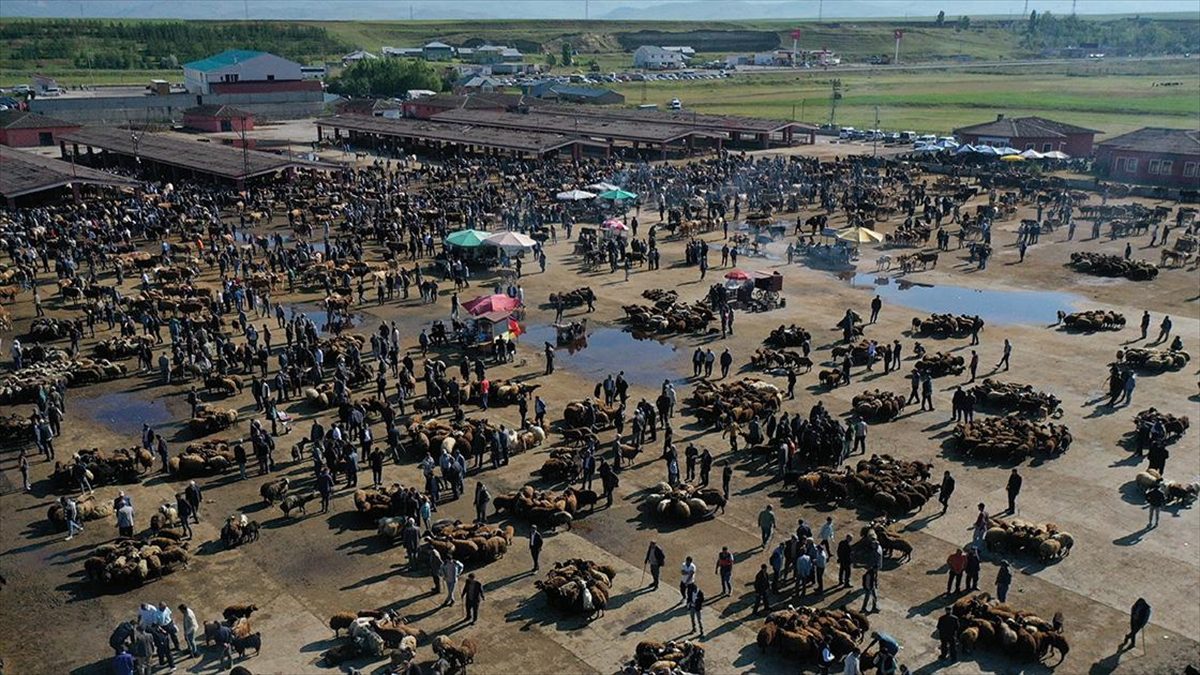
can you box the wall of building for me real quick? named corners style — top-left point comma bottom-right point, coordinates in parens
top-left (0, 125), bottom-right (80, 147)
top-left (30, 90), bottom-right (323, 125)
top-left (183, 115), bottom-right (254, 133)
top-left (184, 54), bottom-right (304, 94)
top-left (1096, 148), bottom-right (1200, 188)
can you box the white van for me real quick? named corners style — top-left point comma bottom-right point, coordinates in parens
top-left (669, 98), bottom-right (682, 110)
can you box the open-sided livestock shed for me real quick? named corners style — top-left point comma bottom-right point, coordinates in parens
top-left (527, 102), bottom-right (817, 147)
top-left (316, 115), bottom-right (600, 159)
top-left (0, 145), bottom-right (138, 205)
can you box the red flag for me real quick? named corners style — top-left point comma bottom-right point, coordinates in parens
top-left (508, 319), bottom-right (523, 337)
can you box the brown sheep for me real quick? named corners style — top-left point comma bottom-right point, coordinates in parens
top-left (432, 635), bottom-right (478, 670)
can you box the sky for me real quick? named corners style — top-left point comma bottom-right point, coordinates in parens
top-left (3, 0), bottom-right (1198, 20)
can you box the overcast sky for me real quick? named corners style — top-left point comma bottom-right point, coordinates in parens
top-left (4, 0), bottom-right (1198, 20)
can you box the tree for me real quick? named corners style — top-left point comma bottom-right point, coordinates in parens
top-left (956, 15), bottom-right (971, 31)
top-left (545, 52), bottom-right (558, 67)
top-left (327, 58), bottom-right (443, 98)
top-left (936, 10), bottom-right (946, 26)
top-left (561, 42), bottom-right (573, 67)
top-left (1028, 10), bottom-right (1039, 34)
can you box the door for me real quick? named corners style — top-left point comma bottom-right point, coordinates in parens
top-left (38, 132), bottom-right (53, 146)
top-left (220, 120), bottom-right (233, 132)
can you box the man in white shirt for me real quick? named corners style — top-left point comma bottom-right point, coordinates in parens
top-left (680, 556), bottom-right (697, 605)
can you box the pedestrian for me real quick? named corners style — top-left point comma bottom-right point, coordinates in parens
top-left (995, 560), bottom-right (1013, 603)
top-left (1006, 468), bottom-right (1022, 514)
top-left (184, 480), bottom-right (201, 523)
top-left (869, 295), bottom-right (882, 323)
top-left (837, 534), bottom-right (854, 587)
top-left (117, 499), bottom-right (135, 538)
top-left (842, 647), bottom-right (863, 675)
top-left (1146, 483), bottom-right (1165, 527)
top-left (645, 540), bottom-right (665, 589)
top-left (972, 503), bottom-right (988, 550)
top-left (62, 496), bottom-right (84, 541)
top-left (853, 417), bottom-right (867, 455)
top-left (680, 555), bottom-right (697, 604)
top-left (461, 572), bottom-right (484, 624)
top-left (753, 563), bottom-right (772, 613)
top-left (946, 548), bottom-right (967, 594)
top-left (1120, 598), bottom-right (1152, 650)
top-left (179, 603), bottom-right (199, 658)
top-left (964, 546), bottom-right (981, 591)
top-left (132, 626), bottom-right (155, 675)
top-left (758, 504), bottom-right (776, 548)
top-left (937, 606), bottom-right (961, 660)
top-left (968, 350), bottom-right (979, 382)
top-left (688, 586), bottom-right (706, 636)
top-left (996, 338), bottom-right (1012, 371)
top-left (112, 646), bottom-right (136, 675)
top-left (860, 568), bottom-right (879, 613)
top-left (529, 524), bottom-right (543, 571)
top-left (18, 450), bottom-right (30, 491)
top-left (716, 546), bottom-right (734, 595)
top-left (939, 470), bottom-right (955, 514)
top-left (721, 463), bottom-right (733, 505)
top-left (427, 546), bottom-right (443, 595)
top-left (441, 554), bottom-right (464, 606)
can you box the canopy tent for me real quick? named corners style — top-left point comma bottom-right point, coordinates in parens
top-left (1000, 154), bottom-right (1026, 162)
top-left (586, 181), bottom-right (618, 192)
top-left (1043, 150), bottom-right (1070, 160)
top-left (484, 231), bottom-right (537, 252)
top-left (836, 225), bottom-right (886, 244)
top-left (953, 144), bottom-right (977, 155)
top-left (556, 189), bottom-right (596, 201)
top-left (602, 218), bottom-right (629, 231)
top-left (996, 146), bottom-right (1021, 155)
top-left (463, 294), bottom-right (522, 316)
top-left (724, 268), bottom-right (751, 281)
top-left (598, 188), bottom-right (638, 201)
top-left (1019, 149), bottom-right (1044, 159)
top-left (445, 228), bottom-right (491, 248)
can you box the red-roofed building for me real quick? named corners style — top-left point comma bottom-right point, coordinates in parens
top-left (0, 110), bottom-right (80, 147)
top-left (402, 93), bottom-right (523, 119)
top-left (1095, 127), bottom-right (1200, 188)
top-left (954, 114), bottom-right (1100, 157)
top-left (182, 105), bottom-right (255, 133)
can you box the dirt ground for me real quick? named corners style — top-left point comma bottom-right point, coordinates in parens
top-left (0, 141), bottom-right (1197, 675)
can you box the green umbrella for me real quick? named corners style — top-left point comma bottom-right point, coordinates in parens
top-left (445, 229), bottom-right (491, 248)
top-left (598, 188), bottom-right (638, 201)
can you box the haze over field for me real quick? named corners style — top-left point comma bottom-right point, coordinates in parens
top-left (4, 0), bottom-right (1198, 20)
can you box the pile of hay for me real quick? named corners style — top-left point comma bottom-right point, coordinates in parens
top-left (626, 640), bottom-right (705, 674)
top-left (1070, 251), bottom-right (1157, 280)
top-left (913, 352), bottom-right (965, 378)
top-left (951, 593), bottom-right (1069, 664)
top-left (188, 405), bottom-right (239, 435)
top-left (984, 516), bottom-right (1074, 562)
top-left (1122, 348), bottom-right (1190, 373)
top-left (764, 324), bottom-right (812, 348)
top-left (1060, 310), bottom-right (1125, 332)
top-left (82, 536), bottom-right (189, 587)
top-left (954, 417), bottom-right (1072, 462)
top-left (851, 390), bottom-right (907, 423)
top-left (911, 313), bottom-right (984, 338)
top-left (51, 447), bottom-right (153, 492)
top-left (1132, 408), bottom-right (1189, 443)
top-left (970, 379), bottom-right (1062, 419)
top-left (790, 455), bottom-right (937, 514)
top-left (755, 606), bottom-right (869, 663)
top-left (47, 493), bottom-right (113, 531)
top-left (641, 481), bottom-right (725, 523)
top-left (493, 485), bottom-right (596, 528)
top-left (535, 559), bottom-right (615, 616)
top-left (687, 379), bottom-right (782, 424)
top-left (169, 439), bottom-right (239, 477)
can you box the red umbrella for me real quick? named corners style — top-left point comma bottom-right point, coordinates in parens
top-left (724, 268), bottom-right (750, 281)
top-left (463, 294), bottom-right (521, 316)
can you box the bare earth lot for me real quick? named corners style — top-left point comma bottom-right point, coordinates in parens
top-left (0, 143), bottom-right (1197, 675)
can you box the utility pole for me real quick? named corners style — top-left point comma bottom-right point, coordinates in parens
top-left (585, 0), bottom-right (589, 20)
top-left (872, 105), bottom-right (880, 157)
top-left (1071, 0), bottom-right (1077, 16)
top-left (894, 29), bottom-right (903, 65)
top-left (818, 0), bottom-right (824, 22)
top-left (828, 79), bottom-right (841, 127)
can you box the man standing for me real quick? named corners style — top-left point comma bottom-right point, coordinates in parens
top-left (972, 503), bottom-right (989, 550)
top-left (529, 525), bottom-right (544, 571)
top-left (184, 480), bottom-right (202, 523)
top-left (1140, 311), bottom-right (1151, 340)
top-left (996, 338), bottom-right (1012, 371)
top-left (689, 586), bottom-right (706, 637)
top-left (461, 572), bottom-right (484, 624)
top-left (1147, 483), bottom-right (1166, 527)
top-left (680, 555), bottom-right (698, 604)
top-left (939, 470), bottom-right (955, 514)
top-left (441, 554), bottom-right (464, 606)
top-left (753, 563), bottom-right (772, 613)
top-left (117, 499), bottom-right (135, 538)
top-left (995, 560), bottom-right (1013, 602)
top-left (1120, 598), bottom-right (1152, 650)
top-left (715, 546), bottom-right (734, 595)
top-left (1006, 469), bottom-right (1023, 514)
top-left (869, 295), bottom-right (882, 324)
top-left (645, 540), bottom-right (665, 589)
top-left (968, 350), bottom-right (979, 382)
top-left (837, 534), bottom-right (854, 588)
top-left (946, 548), bottom-right (967, 595)
top-left (937, 606), bottom-right (961, 661)
top-left (758, 504), bottom-right (776, 548)
top-left (964, 546), bottom-right (981, 591)
top-left (852, 417), bottom-right (867, 455)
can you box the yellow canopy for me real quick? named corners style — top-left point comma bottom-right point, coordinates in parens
top-left (1000, 154), bottom-right (1025, 162)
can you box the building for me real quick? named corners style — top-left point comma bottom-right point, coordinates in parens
top-left (662, 46), bottom-right (696, 58)
top-left (953, 114), bottom-right (1100, 156)
top-left (300, 64), bottom-right (328, 80)
top-left (422, 42), bottom-right (455, 61)
top-left (402, 92), bottom-right (522, 120)
top-left (1095, 127), bottom-right (1200, 188)
top-left (0, 110), bottom-right (80, 147)
top-left (633, 46), bottom-right (685, 70)
top-left (471, 45), bottom-right (523, 65)
top-left (183, 49), bottom-right (303, 95)
top-left (522, 82), bottom-right (624, 105)
top-left (382, 47), bottom-right (424, 59)
top-left (335, 98), bottom-right (403, 119)
top-left (342, 50), bottom-right (378, 65)
top-left (182, 105), bottom-right (255, 133)
top-left (454, 75), bottom-right (503, 93)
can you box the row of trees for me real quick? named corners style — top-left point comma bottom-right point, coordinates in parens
top-left (326, 59), bottom-right (444, 98)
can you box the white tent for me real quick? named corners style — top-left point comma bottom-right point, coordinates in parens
top-left (954, 144), bottom-right (977, 155)
top-left (1043, 150), bottom-right (1070, 160)
top-left (556, 189), bottom-right (596, 201)
top-left (1019, 149), bottom-right (1044, 159)
top-left (996, 146), bottom-right (1021, 155)
top-left (585, 182), bottom-right (619, 192)
top-left (484, 231), bottom-right (537, 253)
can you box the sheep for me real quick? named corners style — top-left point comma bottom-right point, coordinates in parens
top-left (1051, 532), bottom-right (1074, 556)
top-left (278, 491), bottom-right (316, 517)
top-left (432, 635), bottom-right (478, 670)
top-left (222, 604), bottom-right (258, 623)
top-left (259, 478), bottom-right (289, 504)
top-left (1038, 538), bottom-right (1062, 562)
top-left (232, 632), bottom-right (262, 657)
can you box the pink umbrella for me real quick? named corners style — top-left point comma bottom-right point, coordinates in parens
top-left (602, 218), bottom-right (628, 231)
top-left (724, 268), bottom-right (750, 281)
top-left (462, 294), bottom-right (521, 316)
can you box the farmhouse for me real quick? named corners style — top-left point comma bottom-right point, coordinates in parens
top-left (1094, 127), bottom-right (1200, 189)
top-left (954, 114), bottom-right (1100, 156)
top-left (633, 46), bottom-right (685, 70)
top-left (0, 110), bottom-right (80, 147)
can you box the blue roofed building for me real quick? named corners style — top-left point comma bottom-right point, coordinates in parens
top-left (183, 49), bottom-right (304, 94)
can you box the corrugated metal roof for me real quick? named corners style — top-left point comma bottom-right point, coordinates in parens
top-left (0, 110), bottom-right (79, 130)
top-left (1098, 127), bottom-right (1200, 155)
top-left (183, 49), bottom-right (267, 73)
top-left (0, 145), bottom-right (138, 199)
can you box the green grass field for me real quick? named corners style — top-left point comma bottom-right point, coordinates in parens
top-left (610, 60), bottom-right (1200, 137)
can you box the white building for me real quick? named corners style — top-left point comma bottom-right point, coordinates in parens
top-left (342, 50), bottom-right (378, 65)
top-left (183, 49), bottom-right (303, 94)
top-left (633, 46), bottom-right (685, 70)
top-left (662, 46), bottom-right (696, 58)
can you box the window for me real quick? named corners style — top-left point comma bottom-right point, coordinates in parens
top-left (1148, 160), bottom-right (1161, 175)
top-left (1042, 143), bottom-right (1053, 152)
top-left (222, 73), bottom-right (239, 83)
top-left (1185, 162), bottom-right (1198, 178)
top-left (1159, 161), bottom-right (1173, 175)
top-left (1119, 157), bottom-right (1138, 174)
top-left (267, 75), bottom-right (275, 81)
top-left (1025, 144), bottom-right (1034, 150)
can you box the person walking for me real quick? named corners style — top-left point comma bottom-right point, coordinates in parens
top-left (722, 463), bottom-right (733, 504)
top-left (968, 350), bottom-right (979, 382)
top-left (688, 586), bottom-right (706, 636)
top-left (852, 417), bottom-right (867, 455)
top-left (860, 568), bottom-right (879, 613)
top-left (842, 647), bottom-right (863, 675)
top-left (715, 546), bottom-right (734, 595)
top-left (972, 503), bottom-right (989, 550)
top-left (680, 555), bottom-right (698, 604)
top-left (461, 572), bottom-right (485, 624)
top-left (1006, 468), bottom-right (1022, 514)
top-left (937, 606), bottom-right (961, 660)
top-left (753, 563), bottom-right (772, 613)
top-left (869, 295), bottom-right (882, 324)
top-left (529, 525), bottom-right (543, 571)
top-left (62, 496), bottom-right (84, 541)
top-left (946, 548), bottom-right (967, 595)
top-left (1156, 315), bottom-right (1172, 343)
top-left (645, 540), bottom-right (666, 589)
top-left (1140, 311), bottom-right (1151, 340)
top-left (18, 450), bottom-right (30, 492)
top-left (939, 470), bottom-right (955, 514)
top-left (996, 338), bottom-right (1012, 371)
top-left (1120, 598), bottom-right (1152, 650)
top-left (758, 504), bottom-right (776, 548)
top-left (964, 546), bottom-right (981, 591)
top-left (440, 554), bottom-right (464, 606)
top-left (995, 560), bottom-right (1013, 603)
top-left (837, 534), bottom-right (854, 588)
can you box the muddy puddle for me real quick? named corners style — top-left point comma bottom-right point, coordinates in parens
top-left (842, 272), bottom-right (1085, 325)
top-left (523, 325), bottom-right (689, 388)
top-left (75, 390), bottom-right (173, 435)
